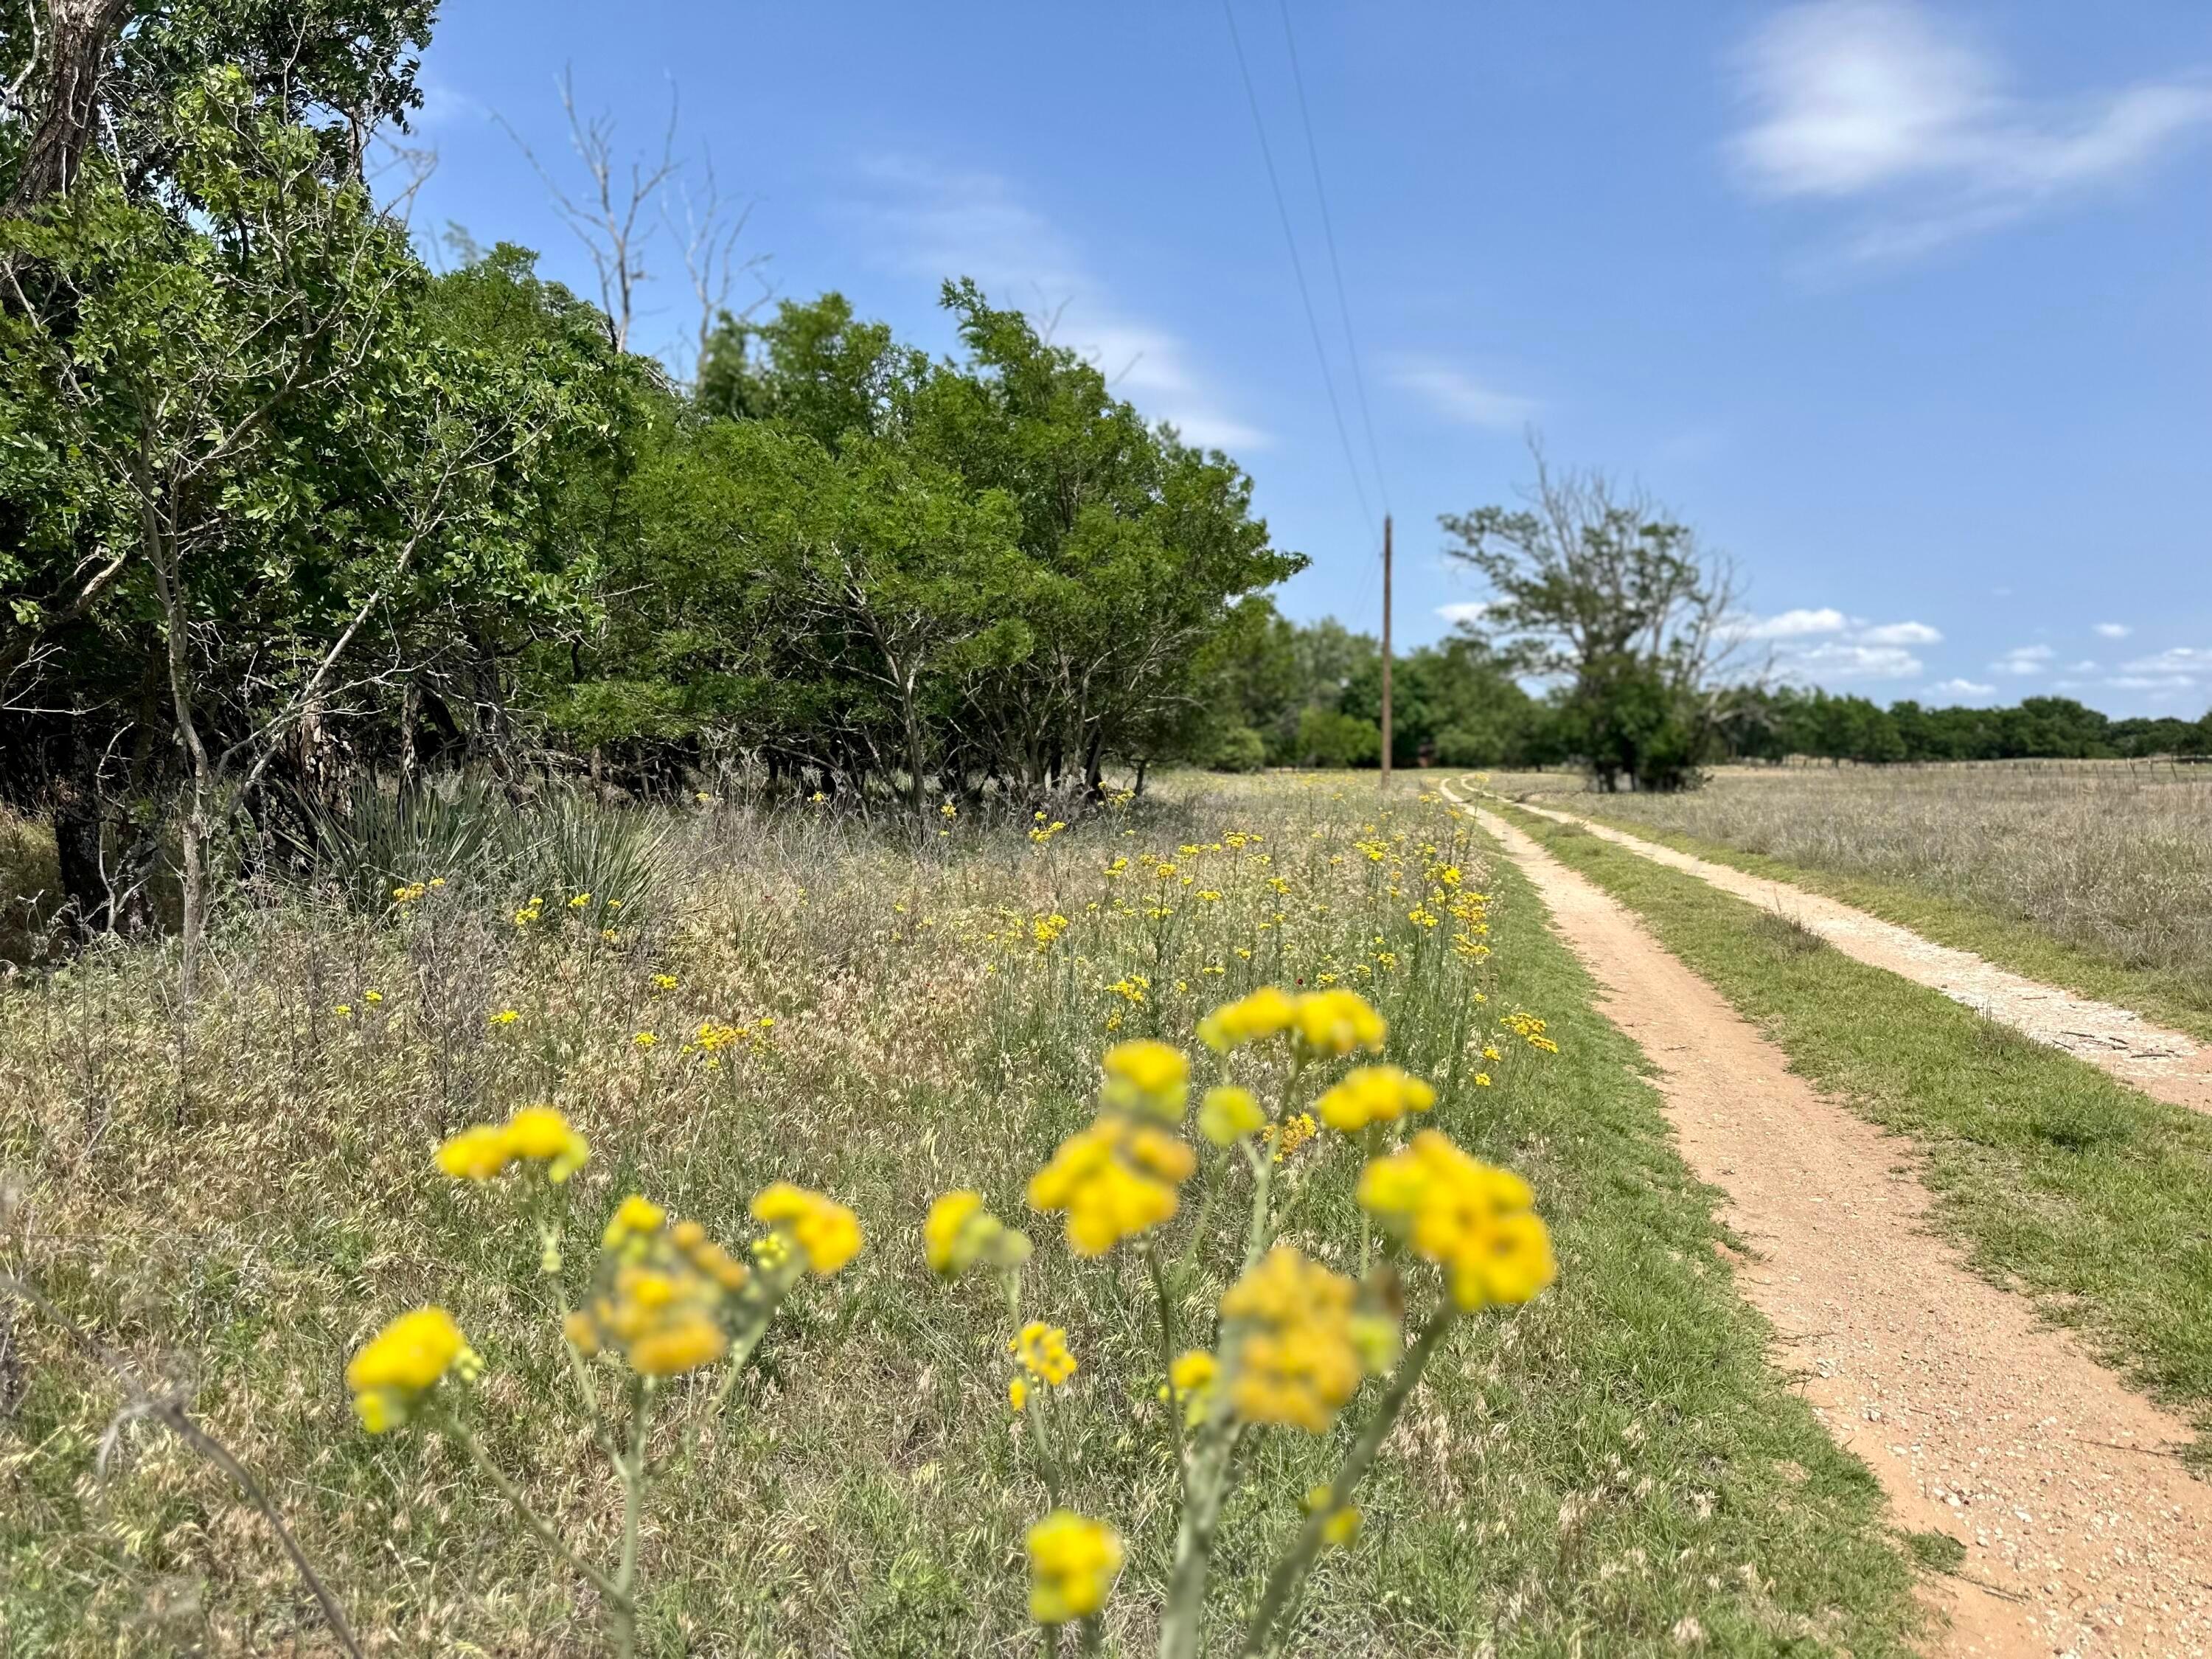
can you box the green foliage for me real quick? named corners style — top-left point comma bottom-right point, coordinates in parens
top-left (1208, 725), bottom-right (1267, 773)
top-left (290, 777), bottom-right (509, 909)
top-left (1296, 708), bottom-right (1381, 770)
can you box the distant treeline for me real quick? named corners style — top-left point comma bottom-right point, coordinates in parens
top-left (1718, 687), bottom-right (2211, 766)
top-left (1203, 625), bottom-right (2210, 771)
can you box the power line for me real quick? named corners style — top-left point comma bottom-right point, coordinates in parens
top-left (1220, 0), bottom-right (1375, 540)
top-left (1276, 0), bottom-right (1390, 517)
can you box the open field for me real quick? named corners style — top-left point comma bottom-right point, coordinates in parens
top-left (0, 776), bottom-right (1926, 1656)
top-left (1484, 762), bottom-right (2212, 1037)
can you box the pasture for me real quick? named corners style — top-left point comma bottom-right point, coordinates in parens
top-left (0, 776), bottom-right (1924, 1655)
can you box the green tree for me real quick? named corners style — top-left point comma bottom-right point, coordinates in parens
top-left (1442, 448), bottom-right (1742, 790)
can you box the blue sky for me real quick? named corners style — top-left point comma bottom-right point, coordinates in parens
top-left (401, 1), bottom-right (2212, 716)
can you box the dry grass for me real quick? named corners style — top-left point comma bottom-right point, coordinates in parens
top-left (1486, 762), bottom-right (2212, 1007)
top-left (0, 775), bottom-right (1921, 1655)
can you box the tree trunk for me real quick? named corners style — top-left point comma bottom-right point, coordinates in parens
top-left (4, 0), bottom-right (132, 213)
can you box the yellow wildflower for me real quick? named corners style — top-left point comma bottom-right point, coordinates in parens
top-left (1009, 1321), bottom-right (1078, 1385)
top-left (1026, 1511), bottom-right (1122, 1626)
top-left (1196, 984), bottom-right (1295, 1052)
top-left (923, 1189), bottom-right (1029, 1277)
top-left (435, 1124), bottom-right (509, 1181)
top-left (751, 1183), bottom-right (863, 1274)
top-left (347, 1307), bottom-right (480, 1433)
top-left (501, 1105), bottom-right (590, 1182)
top-left (1292, 988), bottom-right (1388, 1057)
top-left (1026, 1117), bottom-right (1194, 1256)
top-left (1160, 1347), bottom-right (1219, 1426)
top-left (603, 1194), bottom-right (667, 1248)
top-left (488, 1008), bottom-right (520, 1026)
top-left (633, 1031), bottom-right (658, 1048)
top-left (1358, 1130), bottom-right (1556, 1310)
top-left (1099, 1039), bottom-right (1189, 1121)
top-left (1009, 1376), bottom-right (1029, 1411)
top-left (1307, 1485), bottom-right (1361, 1546)
top-left (1219, 1248), bottom-right (1381, 1433)
top-left (1314, 1065), bottom-right (1436, 1134)
top-left (1197, 1085), bottom-right (1265, 1147)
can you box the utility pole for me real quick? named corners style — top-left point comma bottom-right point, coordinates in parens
top-left (1379, 513), bottom-right (1393, 790)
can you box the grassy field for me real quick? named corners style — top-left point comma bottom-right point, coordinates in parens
top-left (1, 776), bottom-right (1927, 1655)
top-left (1498, 801), bottom-right (2212, 1463)
top-left (1485, 762), bottom-right (2212, 1039)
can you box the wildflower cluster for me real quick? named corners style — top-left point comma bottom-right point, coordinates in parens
top-left (564, 1197), bottom-right (751, 1377)
top-left (347, 1307), bottom-right (481, 1433)
top-left (1360, 1131), bottom-right (1557, 1310)
top-left (1217, 1245), bottom-right (1395, 1433)
top-left (437, 1104), bottom-right (591, 1184)
top-left (1027, 1042), bottom-right (1197, 1255)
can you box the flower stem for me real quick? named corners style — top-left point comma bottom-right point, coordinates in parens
top-left (1144, 1239), bottom-right (1186, 1482)
top-left (1239, 1306), bottom-right (1458, 1656)
top-left (445, 1416), bottom-right (630, 1614)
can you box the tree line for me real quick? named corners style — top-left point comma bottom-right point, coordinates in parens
top-left (0, 0), bottom-right (1293, 969)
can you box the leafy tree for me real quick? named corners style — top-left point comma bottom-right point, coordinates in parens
top-left (1441, 446), bottom-right (1741, 790)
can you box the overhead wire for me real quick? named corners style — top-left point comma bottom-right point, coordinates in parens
top-left (1220, 0), bottom-right (1377, 543)
top-left (1276, 0), bottom-right (1390, 519)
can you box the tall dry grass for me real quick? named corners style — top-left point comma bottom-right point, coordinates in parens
top-left (0, 775), bottom-right (1920, 1655)
top-left (1493, 763), bottom-right (2212, 992)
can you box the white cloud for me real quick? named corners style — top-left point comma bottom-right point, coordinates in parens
top-left (1857, 619), bottom-right (1942, 646)
top-left (2094, 622), bottom-right (2132, 639)
top-left (2123, 646), bottom-right (2212, 675)
top-left (1726, 1), bottom-right (2212, 263)
top-left (1387, 358), bottom-right (1537, 430)
top-left (845, 156), bottom-right (1266, 451)
top-left (1738, 606), bottom-right (1848, 639)
top-left (2107, 674), bottom-right (2199, 692)
top-left (1926, 677), bottom-right (1994, 698)
top-left (1990, 643), bottom-right (2054, 675)
top-left (1436, 601), bottom-right (1500, 627)
top-left (1787, 641), bottom-right (1924, 680)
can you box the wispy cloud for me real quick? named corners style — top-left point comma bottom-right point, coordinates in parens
top-left (2093, 622), bottom-right (2133, 639)
top-left (1990, 643), bottom-right (2054, 675)
top-left (1725, 608), bottom-right (1938, 678)
top-left (2121, 646), bottom-right (2212, 679)
top-left (1790, 641), bottom-right (1926, 679)
top-left (1858, 619), bottom-right (1942, 646)
top-left (1387, 358), bottom-right (1538, 430)
top-left (1736, 605), bottom-right (1847, 640)
top-left (844, 156), bottom-right (1267, 451)
top-left (1436, 600), bottom-right (1500, 627)
top-left (1725, 1), bottom-right (2212, 265)
top-left (1926, 677), bottom-right (1994, 698)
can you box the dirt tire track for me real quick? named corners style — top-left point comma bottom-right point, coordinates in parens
top-left (1494, 793), bottom-right (2212, 1118)
top-left (1452, 788), bottom-right (2212, 1658)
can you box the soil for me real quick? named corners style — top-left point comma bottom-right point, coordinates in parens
top-left (1498, 795), bottom-right (2212, 1119)
top-left (1450, 786), bottom-right (2212, 1658)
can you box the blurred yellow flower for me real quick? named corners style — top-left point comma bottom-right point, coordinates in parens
top-left (436, 1124), bottom-right (509, 1180)
top-left (1358, 1130), bottom-right (1556, 1310)
top-left (603, 1194), bottom-right (667, 1248)
top-left (1026, 1511), bottom-right (1122, 1626)
top-left (501, 1105), bottom-right (589, 1182)
top-left (751, 1183), bottom-right (863, 1274)
top-left (1292, 988), bottom-right (1388, 1057)
top-left (1315, 1065), bottom-right (1436, 1134)
top-left (347, 1307), bottom-right (480, 1433)
top-left (1197, 1085), bottom-right (1265, 1146)
top-left (1219, 1247), bottom-right (1387, 1433)
top-left (1027, 1116), bottom-right (1194, 1256)
top-left (1307, 1485), bottom-right (1361, 1546)
top-left (1009, 1321), bottom-right (1077, 1385)
top-left (1196, 984), bottom-right (1295, 1051)
top-left (1099, 1038), bottom-right (1189, 1120)
top-left (1160, 1347), bottom-right (1219, 1426)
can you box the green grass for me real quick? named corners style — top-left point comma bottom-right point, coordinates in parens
top-left (1499, 801), bottom-right (2212, 1462)
top-left (0, 779), bottom-right (1929, 1655)
top-left (1548, 799), bottom-right (2212, 1046)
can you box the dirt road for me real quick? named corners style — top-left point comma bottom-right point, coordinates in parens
top-left (1447, 785), bottom-right (2212, 1658)
top-left (1495, 794), bottom-right (2212, 1119)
